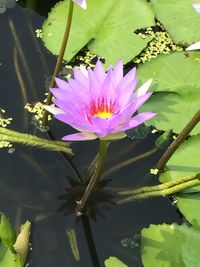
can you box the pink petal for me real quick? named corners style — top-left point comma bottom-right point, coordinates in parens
top-left (73, 0), bottom-right (87, 9)
top-left (62, 132), bottom-right (97, 141)
top-left (100, 68), bottom-right (113, 97)
top-left (100, 132), bottom-right (126, 141)
top-left (121, 112), bottom-right (156, 131)
top-left (43, 105), bottom-right (64, 115)
top-left (93, 60), bottom-right (106, 85)
top-left (117, 67), bottom-right (136, 93)
top-left (55, 78), bottom-right (69, 90)
top-left (136, 79), bottom-right (152, 97)
top-left (73, 67), bottom-right (89, 87)
top-left (113, 60), bottom-right (123, 87)
top-left (88, 68), bottom-right (101, 96)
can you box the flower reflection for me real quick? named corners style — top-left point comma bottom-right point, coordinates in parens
top-left (58, 176), bottom-right (116, 220)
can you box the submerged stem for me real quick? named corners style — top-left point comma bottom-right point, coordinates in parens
top-left (76, 140), bottom-right (109, 215)
top-left (42, 0), bottom-right (74, 126)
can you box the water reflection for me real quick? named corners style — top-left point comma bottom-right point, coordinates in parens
top-left (58, 176), bottom-right (116, 220)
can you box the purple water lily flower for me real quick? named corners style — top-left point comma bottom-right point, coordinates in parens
top-left (44, 60), bottom-right (156, 141)
top-left (73, 0), bottom-right (87, 9)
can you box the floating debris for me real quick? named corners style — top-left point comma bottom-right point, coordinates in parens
top-left (35, 28), bottom-right (43, 38)
top-left (134, 22), bottom-right (183, 64)
top-left (24, 99), bottom-right (52, 132)
top-left (0, 108), bottom-right (13, 149)
top-left (150, 168), bottom-right (159, 175)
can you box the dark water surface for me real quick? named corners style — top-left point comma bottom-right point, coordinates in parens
top-left (0, 2), bottom-right (180, 266)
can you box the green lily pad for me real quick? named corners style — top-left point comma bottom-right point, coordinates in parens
top-left (42, 0), bottom-right (155, 66)
top-left (176, 194), bottom-right (200, 229)
top-left (182, 232), bottom-right (200, 267)
top-left (141, 223), bottom-right (200, 267)
top-left (159, 135), bottom-right (200, 192)
top-left (104, 256), bottom-right (128, 267)
top-left (151, 0), bottom-right (200, 45)
top-left (138, 51), bottom-right (200, 134)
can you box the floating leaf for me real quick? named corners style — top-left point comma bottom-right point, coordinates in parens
top-left (141, 223), bottom-right (200, 267)
top-left (138, 51), bottom-right (200, 134)
top-left (104, 256), bottom-right (128, 267)
top-left (42, 0), bottom-right (155, 66)
top-left (151, 0), bottom-right (200, 45)
top-left (181, 232), bottom-right (200, 267)
top-left (176, 194), bottom-right (200, 229)
top-left (160, 135), bottom-right (200, 192)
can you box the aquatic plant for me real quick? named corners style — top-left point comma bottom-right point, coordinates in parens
top-left (2, 0), bottom-right (200, 266)
top-left (44, 60), bottom-right (156, 141)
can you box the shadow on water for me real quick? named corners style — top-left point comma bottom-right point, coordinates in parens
top-left (0, 2), bottom-right (181, 266)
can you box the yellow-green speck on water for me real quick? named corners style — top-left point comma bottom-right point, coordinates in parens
top-left (134, 22), bottom-right (183, 64)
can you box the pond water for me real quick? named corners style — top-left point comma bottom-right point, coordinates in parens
top-left (0, 1), bottom-right (181, 266)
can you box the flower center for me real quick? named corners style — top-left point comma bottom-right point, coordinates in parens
top-left (89, 97), bottom-right (116, 119)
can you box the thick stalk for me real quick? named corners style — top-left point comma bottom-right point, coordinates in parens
top-left (76, 140), bottom-right (109, 216)
top-left (156, 108), bottom-right (200, 171)
top-left (42, 0), bottom-right (74, 126)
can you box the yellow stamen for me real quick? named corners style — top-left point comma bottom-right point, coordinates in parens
top-left (95, 111), bottom-right (113, 119)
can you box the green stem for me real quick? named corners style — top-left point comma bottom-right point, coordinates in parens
top-left (120, 174), bottom-right (198, 195)
top-left (42, 0), bottom-right (74, 126)
top-left (118, 174), bottom-right (200, 204)
top-left (0, 127), bottom-right (72, 154)
top-left (156, 108), bottom-right (200, 171)
top-left (76, 140), bottom-right (110, 215)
